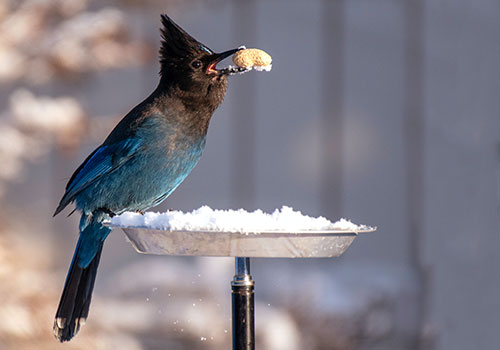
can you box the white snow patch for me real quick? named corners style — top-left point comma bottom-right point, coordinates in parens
top-left (253, 64), bottom-right (272, 71)
top-left (111, 206), bottom-right (373, 233)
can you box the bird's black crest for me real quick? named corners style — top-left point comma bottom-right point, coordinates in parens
top-left (159, 14), bottom-right (213, 75)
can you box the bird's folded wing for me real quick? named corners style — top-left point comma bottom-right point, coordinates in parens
top-left (54, 138), bottom-right (143, 216)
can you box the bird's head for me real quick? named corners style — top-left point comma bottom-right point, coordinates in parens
top-left (158, 15), bottom-right (246, 105)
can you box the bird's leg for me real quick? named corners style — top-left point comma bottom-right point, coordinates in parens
top-left (98, 207), bottom-right (116, 217)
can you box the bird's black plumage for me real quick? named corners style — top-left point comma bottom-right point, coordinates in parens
top-left (53, 14), bottom-right (245, 342)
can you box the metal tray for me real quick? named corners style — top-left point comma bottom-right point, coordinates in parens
top-left (115, 226), bottom-right (376, 258)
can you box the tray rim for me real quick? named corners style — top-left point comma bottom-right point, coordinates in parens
top-left (113, 225), bottom-right (377, 236)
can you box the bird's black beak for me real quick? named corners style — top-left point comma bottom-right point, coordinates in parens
top-left (212, 48), bottom-right (241, 62)
top-left (206, 47), bottom-right (249, 76)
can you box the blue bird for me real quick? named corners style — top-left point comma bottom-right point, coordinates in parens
top-left (53, 14), bottom-right (247, 342)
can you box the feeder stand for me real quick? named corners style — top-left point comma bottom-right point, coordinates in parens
top-left (232, 257), bottom-right (255, 350)
top-left (114, 224), bottom-right (375, 349)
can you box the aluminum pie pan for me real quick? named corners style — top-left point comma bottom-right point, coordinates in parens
top-left (115, 226), bottom-right (376, 258)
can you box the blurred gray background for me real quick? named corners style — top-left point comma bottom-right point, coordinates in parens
top-left (0, 0), bottom-right (499, 349)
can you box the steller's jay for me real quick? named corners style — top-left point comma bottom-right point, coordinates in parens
top-left (53, 14), bottom-right (248, 342)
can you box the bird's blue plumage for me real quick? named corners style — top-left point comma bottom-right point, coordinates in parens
top-left (56, 138), bottom-right (143, 214)
top-left (77, 212), bottom-right (111, 267)
top-left (69, 115), bottom-right (206, 217)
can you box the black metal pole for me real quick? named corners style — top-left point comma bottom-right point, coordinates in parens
top-left (232, 257), bottom-right (255, 350)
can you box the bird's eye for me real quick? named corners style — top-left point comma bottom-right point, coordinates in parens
top-left (191, 60), bottom-right (202, 69)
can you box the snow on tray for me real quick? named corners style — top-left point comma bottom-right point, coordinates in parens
top-left (110, 206), bottom-right (373, 233)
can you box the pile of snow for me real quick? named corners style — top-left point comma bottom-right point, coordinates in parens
top-left (253, 64), bottom-right (272, 72)
top-left (111, 206), bottom-right (373, 233)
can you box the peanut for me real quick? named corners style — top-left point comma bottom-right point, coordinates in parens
top-left (232, 48), bottom-right (272, 69)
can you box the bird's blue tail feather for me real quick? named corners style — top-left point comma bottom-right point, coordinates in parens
top-left (53, 213), bottom-right (110, 342)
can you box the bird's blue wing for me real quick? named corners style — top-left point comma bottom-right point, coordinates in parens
top-left (54, 138), bottom-right (142, 216)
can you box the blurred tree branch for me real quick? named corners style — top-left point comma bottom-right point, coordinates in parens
top-left (0, 0), bottom-right (156, 197)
